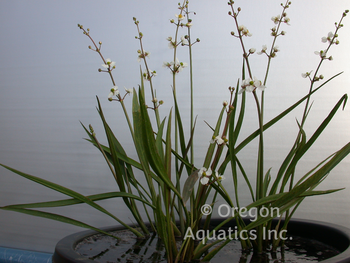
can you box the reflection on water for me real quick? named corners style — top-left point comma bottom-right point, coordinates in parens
top-left (75, 228), bottom-right (339, 263)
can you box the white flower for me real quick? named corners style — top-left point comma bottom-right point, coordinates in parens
top-left (210, 136), bottom-right (225, 145)
top-left (322, 32), bottom-right (334, 43)
top-left (257, 45), bottom-right (268, 55)
top-left (168, 41), bottom-right (176, 49)
top-left (163, 61), bottom-right (171, 68)
top-left (102, 58), bottom-right (116, 69)
top-left (271, 15), bottom-right (280, 24)
top-left (240, 77), bottom-right (266, 93)
top-left (199, 167), bottom-right (212, 185)
top-left (283, 17), bottom-right (290, 24)
top-left (273, 46), bottom-right (280, 53)
top-left (199, 167), bottom-right (212, 176)
top-left (180, 61), bottom-right (188, 69)
top-left (175, 13), bottom-right (185, 21)
top-left (125, 87), bottom-right (133, 94)
top-left (108, 86), bottom-right (119, 99)
top-left (170, 58), bottom-right (188, 73)
top-left (314, 50), bottom-right (327, 58)
top-left (301, 71), bottom-right (311, 78)
top-left (238, 25), bottom-right (252, 37)
top-left (215, 171), bottom-right (225, 181)
top-left (137, 49), bottom-right (150, 62)
top-left (181, 36), bottom-right (188, 45)
top-left (249, 48), bottom-right (256, 54)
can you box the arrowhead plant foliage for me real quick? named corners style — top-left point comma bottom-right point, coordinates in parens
top-left (1, 1), bottom-right (350, 262)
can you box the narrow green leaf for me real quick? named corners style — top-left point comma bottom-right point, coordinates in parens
top-left (182, 170), bottom-right (199, 204)
top-left (203, 106), bottom-right (226, 168)
top-left (165, 109), bottom-right (172, 177)
top-left (137, 88), bottom-right (181, 197)
top-left (0, 206), bottom-right (120, 239)
top-left (280, 94), bottom-right (348, 191)
top-left (1, 191), bottom-right (156, 209)
top-left (0, 163), bottom-right (144, 237)
top-left (155, 118), bottom-right (167, 164)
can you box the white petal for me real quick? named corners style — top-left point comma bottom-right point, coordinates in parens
top-left (199, 167), bottom-right (206, 176)
top-left (206, 168), bottom-right (212, 176)
top-left (200, 177), bottom-right (209, 185)
top-left (125, 87), bottom-right (133, 94)
top-left (216, 137), bottom-right (225, 145)
top-left (246, 85), bottom-right (255, 92)
top-left (258, 85), bottom-right (266, 91)
top-left (238, 88), bottom-right (245, 94)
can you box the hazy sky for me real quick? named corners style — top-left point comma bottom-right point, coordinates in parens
top-left (1, 0), bottom-right (350, 253)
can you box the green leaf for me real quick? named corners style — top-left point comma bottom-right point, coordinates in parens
top-left (0, 206), bottom-right (120, 239)
top-left (182, 170), bottom-right (199, 205)
top-left (137, 88), bottom-right (181, 197)
top-left (155, 118), bottom-right (166, 164)
top-left (203, 106), bottom-right (226, 168)
top-left (280, 94), bottom-right (348, 192)
top-left (0, 163), bottom-right (144, 237)
top-left (165, 109), bottom-right (173, 177)
top-left (1, 191), bottom-right (156, 209)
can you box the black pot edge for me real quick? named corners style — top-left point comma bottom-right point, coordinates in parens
top-left (209, 218), bottom-right (350, 263)
top-left (52, 218), bottom-right (350, 263)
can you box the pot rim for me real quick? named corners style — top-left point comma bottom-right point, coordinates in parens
top-left (52, 218), bottom-right (350, 263)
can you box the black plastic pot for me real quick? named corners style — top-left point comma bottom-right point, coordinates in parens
top-left (52, 218), bottom-right (350, 263)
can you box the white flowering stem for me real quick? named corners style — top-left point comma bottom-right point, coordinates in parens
top-left (229, 6), bottom-right (253, 79)
top-left (261, 0), bottom-right (291, 119)
top-left (171, 1), bottom-right (187, 183)
top-left (134, 21), bottom-right (161, 128)
top-left (78, 25), bottom-right (136, 139)
top-left (185, 6), bottom-right (195, 164)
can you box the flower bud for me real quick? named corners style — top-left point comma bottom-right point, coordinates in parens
top-left (89, 124), bottom-right (94, 133)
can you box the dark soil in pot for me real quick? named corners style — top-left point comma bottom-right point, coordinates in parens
top-left (52, 218), bottom-right (350, 263)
